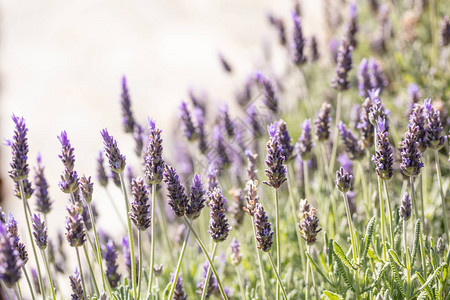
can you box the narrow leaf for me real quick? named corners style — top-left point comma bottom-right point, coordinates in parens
top-left (323, 290), bottom-right (344, 300)
top-left (333, 241), bottom-right (357, 270)
top-left (388, 249), bottom-right (406, 269)
top-left (306, 252), bottom-right (334, 285)
top-left (388, 250), bottom-right (406, 298)
top-left (362, 216), bottom-right (376, 261)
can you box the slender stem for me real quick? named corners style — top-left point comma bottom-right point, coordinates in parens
top-left (267, 252), bottom-right (288, 300)
top-left (119, 173), bottom-right (137, 298)
top-left (305, 248), bottom-right (310, 300)
top-left (41, 250), bottom-right (56, 300)
top-left (403, 220), bottom-right (411, 298)
top-left (303, 160), bottom-right (310, 199)
top-left (76, 247), bottom-right (88, 300)
top-left (16, 282), bottom-right (23, 300)
top-left (383, 180), bottom-right (394, 249)
top-left (1, 281), bottom-right (13, 299)
top-left (182, 216), bottom-right (228, 300)
top-left (137, 231), bottom-right (143, 300)
top-left (374, 129), bottom-right (386, 261)
top-left (148, 183), bottom-right (156, 295)
top-left (87, 202), bottom-right (112, 297)
top-left (286, 167), bottom-right (305, 269)
top-left (274, 188), bottom-right (281, 300)
top-left (252, 218), bottom-right (267, 299)
top-left (329, 91), bottom-right (342, 175)
top-left (19, 180), bottom-right (45, 299)
top-left (236, 265), bottom-right (246, 300)
top-left (307, 245), bottom-right (320, 300)
top-left (342, 192), bottom-right (358, 264)
top-left (201, 242), bottom-right (218, 300)
top-left (22, 267), bottom-right (35, 300)
top-left (82, 244), bottom-right (100, 296)
top-left (410, 176), bottom-right (427, 277)
top-left (167, 228), bottom-right (190, 300)
top-left (435, 150), bottom-right (449, 240)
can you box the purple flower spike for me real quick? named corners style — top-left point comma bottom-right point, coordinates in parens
top-left (368, 90), bottom-right (389, 129)
top-left (0, 223), bottom-right (23, 288)
top-left (65, 203), bottom-right (86, 247)
top-left (104, 240), bottom-right (121, 288)
top-left (368, 58), bottom-right (387, 94)
top-left (291, 11), bottom-right (307, 65)
top-left (129, 177), bottom-right (151, 231)
top-left (331, 40), bottom-right (353, 91)
top-left (277, 120), bottom-right (295, 161)
top-left (335, 167), bottom-right (353, 193)
top-left (218, 52), bottom-right (233, 73)
top-left (400, 123), bottom-right (424, 177)
top-left (408, 104), bottom-right (427, 152)
top-left (145, 118), bottom-right (165, 185)
top-left (96, 151), bottom-right (109, 187)
top-left (256, 73), bottom-right (279, 113)
top-left (7, 115), bottom-right (29, 182)
top-left (6, 213), bottom-right (28, 265)
top-left (186, 174), bottom-right (206, 220)
top-left (406, 83), bottom-right (420, 117)
top-left (101, 129), bottom-right (126, 173)
top-left (296, 119), bottom-right (314, 160)
top-left (245, 150), bottom-right (258, 181)
top-left (264, 126), bottom-right (287, 189)
top-left (314, 103), bottom-right (332, 141)
top-left (58, 131), bottom-right (75, 172)
top-left (440, 15), bottom-right (450, 47)
top-left (79, 176), bottom-right (94, 204)
top-left (298, 199), bottom-right (321, 245)
top-left (219, 104), bottom-right (235, 138)
top-left (230, 238), bottom-right (242, 266)
top-left (358, 58), bottom-right (371, 98)
top-left (254, 203), bottom-right (273, 252)
top-left (424, 99), bottom-right (447, 150)
top-left (171, 273), bottom-right (188, 300)
top-left (400, 192), bottom-right (412, 221)
top-left (310, 35), bottom-right (320, 62)
top-left (372, 117), bottom-right (394, 180)
top-left (133, 123), bottom-right (144, 158)
top-left (338, 122), bottom-right (365, 160)
top-left (268, 14), bottom-right (287, 46)
top-left (32, 213), bottom-right (47, 249)
top-left (179, 101), bottom-right (197, 142)
top-left (345, 2), bottom-right (358, 48)
top-left (194, 107), bottom-right (208, 154)
top-left (208, 187), bottom-right (230, 243)
top-left (163, 165), bottom-right (188, 217)
top-left (121, 76), bottom-right (136, 133)
top-left (212, 125), bottom-right (230, 170)
top-left (358, 98), bottom-right (375, 149)
top-left (69, 268), bottom-right (84, 300)
top-left (34, 154), bottom-right (53, 214)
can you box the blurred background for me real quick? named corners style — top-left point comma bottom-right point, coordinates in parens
top-left (0, 1), bottom-right (325, 233)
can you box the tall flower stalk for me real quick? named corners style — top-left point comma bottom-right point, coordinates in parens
top-left (400, 192), bottom-right (412, 297)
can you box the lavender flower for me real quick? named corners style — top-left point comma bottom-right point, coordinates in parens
top-left (0, 208), bottom-right (5, 224)
top-left (133, 123), bottom-right (144, 157)
top-left (194, 107), bottom-right (209, 154)
top-left (120, 76), bottom-right (136, 133)
top-left (406, 84), bottom-right (420, 117)
top-left (337, 122), bottom-right (365, 160)
top-left (104, 240), bottom-right (121, 288)
top-left (309, 35), bottom-right (320, 62)
top-left (58, 131), bottom-right (75, 172)
top-left (205, 167), bottom-right (219, 195)
top-left (7, 214), bottom-right (28, 264)
top-left (31, 268), bottom-right (41, 294)
top-left (338, 153), bottom-right (353, 174)
top-left (14, 178), bottom-right (34, 200)
top-left (96, 151), bottom-right (109, 187)
top-left (437, 237), bottom-right (446, 257)
top-left (110, 169), bottom-right (121, 188)
top-left (7, 115), bottom-right (29, 182)
top-left (186, 174), bottom-right (206, 220)
top-left (314, 103), bottom-right (332, 141)
top-left (254, 203), bottom-right (273, 252)
top-left (208, 187), bottom-right (230, 242)
top-left (296, 119), bottom-right (314, 160)
top-left (245, 150), bottom-right (258, 181)
top-left (298, 199), bottom-right (321, 245)
top-left (246, 105), bottom-right (263, 139)
top-left (368, 90), bottom-right (389, 130)
top-left (229, 188), bottom-right (245, 229)
top-left (264, 123), bottom-right (287, 189)
top-left (32, 213), bottom-right (47, 249)
top-left (34, 154), bottom-right (53, 214)
top-left (409, 103), bottom-right (427, 152)
top-left (399, 192), bottom-right (412, 221)
top-left (236, 76), bottom-right (254, 107)
top-left (357, 98), bottom-right (375, 149)
top-left (163, 165), bottom-right (189, 217)
top-left (372, 117), bottom-right (394, 180)
top-left (424, 99), bottom-right (447, 150)
top-left (59, 169), bottom-right (79, 194)
top-left (358, 58), bottom-right (371, 98)
top-left (101, 129), bottom-right (126, 173)
top-left (0, 224), bottom-right (23, 288)
top-left (218, 52), bottom-right (233, 73)
top-left (129, 177), bottom-right (151, 231)
top-left (196, 262), bottom-right (218, 297)
top-left (329, 38), bottom-right (339, 63)
top-left (256, 73), bottom-right (279, 113)
top-left (276, 120), bottom-right (295, 161)
top-left (65, 203), bottom-right (86, 247)
top-left (369, 58), bottom-right (387, 94)
top-left (79, 176), bottom-right (94, 204)
top-left (335, 167), bottom-right (353, 193)
top-left (268, 14), bottom-right (287, 46)
top-left (331, 40), bottom-right (353, 91)
top-left (345, 3), bottom-right (358, 48)
top-left (145, 119), bottom-right (165, 184)
top-left (243, 180), bottom-right (260, 217)
top-left (219, 104), bottom-right (235, 138)
top-left (291, 11), bottom-right (307, 65)
top-left (400, 124), bottom-right (424, 177)
top-left (172, 274), bottom-right (188, 300)
top-left (179, 101), bottom-right (197, 141)
top-left (69, 269), bottom-right (84, 300)
top-left (212, 125), bottom-right (230, 170)
top-left (230, 238), bottom-right (242, 266)
top-left (154, 265), bottom-right (163, 277)
top-left (439, 15), bottom-right (450, 47)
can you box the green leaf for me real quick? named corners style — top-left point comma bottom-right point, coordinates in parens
top-left (333, 241), bottom-right (357, 270)
top-left (367, 248), bottom-right (383, 263)
top-left (362, 216), bottom-right (376, 261)
top-left (412, 219), bottom-right (421, 266)
top-left (388, 250), bottom-right (406, 298)
top-left (388, 249), bottom-right (406, 269)
top-left (323, 290), bottom-right (344, 300)
top-left (306, 251), bottom-right (334, 285)
top-left (416, 272), bottom-right (434, 300)
top-left (417, 262), bottom-right (448, 293)
top-left (417, 290), bottom-right (428, 300)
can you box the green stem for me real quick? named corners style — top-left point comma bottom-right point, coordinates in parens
top-left (76, 247), bottom-right (88, 300)
top-left (435, 150), bottom-right (449, 240)
top-left (267, 252), bottom-right (288, 300)
top-left (410, 176), bottom-right (427, 277)
top-left (87, 202), bottom-right (112, 297)
top-left (374, 129), bottom-right (387, 261)
top-left (329, 91), bottom-right (342, 175)
top-left (252, 218), bottom-right (267, 299)
top-left (22, 267), bottom-right (35, 300)
top-left (168, 228), bottom-right (190, 300)
top-left (137, 231), bottom-right (143, 300)
top-left (307, 245), bottom-right (320, 300)
top-left (305, 248), bottom-right (310, 300)
top-left (274, 188), bottom-right (281, 300)
top-left (201, 242), bottom-right (218, 300)
top-left (148, 183), bottom-right (156, 295)
top-left (1, 281), bottom-right (13, 299)
top-left (119, 173), bottom-right (137, 298)
top-left (343, 192), bottom-right (360, 297)
top-left (383, 180), bottom-right (394, 249)
top-left (16, 281), bottom-right (23, 300)
top-left (41, 250), bottom-right (56, 300)
top-left (19, 180), bottom-right (45, 299)
top-left (403, 219), bottom-right (411, 298)
top-left (182, 216), bottom-right (228, 300)
top-left (82, 244), bottom-right (100, 296)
